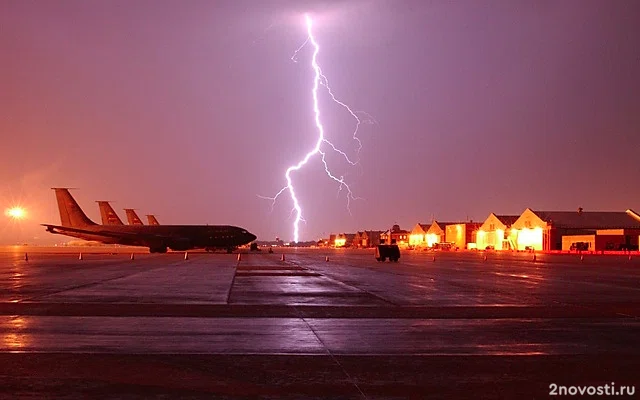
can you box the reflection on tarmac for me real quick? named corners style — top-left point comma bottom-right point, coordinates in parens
top-left (2, 316), bottom-right (28, 351)
top-left (0, 248), bottom-right (638, 398)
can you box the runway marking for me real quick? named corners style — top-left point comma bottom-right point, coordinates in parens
top-left (286, 257), bottom-right (400, 306)
top-left (294, 306), bottom-right (368, 399)
top-left (18, 259), bottom-right (190, 303)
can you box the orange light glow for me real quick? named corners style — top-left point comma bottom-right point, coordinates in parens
top-left (516, 227), bottom-right (543, 251)
top-left (495, 229), bottom-right (504, 250)
top-left (5, 207), bottom-right (27, 220)
top-left (409, 234), bottom-right (425, 246)
top-left (426, 233), bottom-right (439, 247)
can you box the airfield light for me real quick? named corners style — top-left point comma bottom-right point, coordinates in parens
top-left (5, 207), bottom-right (27, 220)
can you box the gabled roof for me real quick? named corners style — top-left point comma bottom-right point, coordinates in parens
top-left (381, 229), bottom-right (409, 235)
top-left (411, 223), bottom-right (429, 232)
top-left (533, 210), bottom-right (640, 229)
top-left (495, 215), bottom-right (519, 226)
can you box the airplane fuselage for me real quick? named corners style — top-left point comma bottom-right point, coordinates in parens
top-left (46, 224), bottom-right (255, 252)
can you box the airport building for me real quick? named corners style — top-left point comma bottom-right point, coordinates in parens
top-left (409, 223), bottom-right (430, 247)
top-left (425, 221), bottom-right (454, 247)
top-left (444, 222), bottom-right (482, 250)
top-left (320, 208), bottom-right (640, 253)
top-left (380, 225), bottom-right (409, 247)
top-left (327, 234), bottom-right (336, 247)
top-left (476, 214), bottom-right (519, 250)
top-left (561, 231), bottom-right (637, 252)
top-left (353, 232), bottom-right (365, 248)
top-left (334, 233), bottom-right (356, 248)
top-left (353, 231), bottom-right (383, 248)
top-left (511, 208), bottom-right (640, 251)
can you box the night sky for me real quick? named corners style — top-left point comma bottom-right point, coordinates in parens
top-left (1, 0), bottom-right (639, 244)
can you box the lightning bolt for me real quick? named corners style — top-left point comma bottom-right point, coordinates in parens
top-left (260, 14), bottom-right (373, 243)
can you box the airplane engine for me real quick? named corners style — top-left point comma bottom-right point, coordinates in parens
top-left (168, 238), bottom-right (192, 251)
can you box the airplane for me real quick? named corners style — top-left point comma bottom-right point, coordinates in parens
top-left (147, 214), bottom-right (160, 225)
top-left (43, 188), bottom-right (256, 253)
top-left (124, 208), bottom-right (144, 225)
top-left (96, 201), bottom-right (125, 226)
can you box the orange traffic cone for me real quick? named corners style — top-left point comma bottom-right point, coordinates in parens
top-left (483, 254), bottom-right (487, 261)
top-left (24, 253), bottom-right (29, 262)
top-left (432, 256), bottom-right (436, 262)
top-left (130, 253), bottom-right (135, 260)
top-left (325, 256), bottom-right (329, 262)
top-left (281, 254), bottom-right (285, 261)
top-left (237, 253), bottom-right (242, 261)
top-left (78, 253), bottom-right (83, 260)
top-left (184, 252), bottom-right (189, 260)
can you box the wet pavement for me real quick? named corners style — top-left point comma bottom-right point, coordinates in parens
top-left (0, 248), bottom-right (638, 398)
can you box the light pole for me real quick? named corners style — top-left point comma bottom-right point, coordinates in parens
top-left (5, 207), bottom-right (28, 245)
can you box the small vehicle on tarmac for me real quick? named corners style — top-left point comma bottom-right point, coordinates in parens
top-left (250, 242), bottom-right (261, 251)
top-left (375, 244), bottom-right (400, 262)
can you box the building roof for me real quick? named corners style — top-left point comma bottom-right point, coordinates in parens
top-left (494, 215), bottom-right (519, 226)
top-left (431, 221), bottom-right (456, 227)
top-left (533, 210), bottom-right (640, 229)
top-left (410, 223), bottom-right (429, 233)
top-left (381, 229), bottom-right (409, 235)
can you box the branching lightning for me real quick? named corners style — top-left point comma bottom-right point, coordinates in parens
top-left (260, 14), bottom-right (375, 242)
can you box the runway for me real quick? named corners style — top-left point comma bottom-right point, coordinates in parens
top-left (0, 248), bottom-right (638, 398)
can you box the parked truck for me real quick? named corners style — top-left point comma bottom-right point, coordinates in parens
top-left (375, 244), bottom-right (400, 262)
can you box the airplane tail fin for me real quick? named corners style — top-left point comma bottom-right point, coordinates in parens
top-left (146, 214), bottom-right (160, 225)
top-left (53, 188), bottom-right (97, 228)
top-left (97, 201), bottom-right (124, 225)
top-left (124, 209), bottom-right (144, 225)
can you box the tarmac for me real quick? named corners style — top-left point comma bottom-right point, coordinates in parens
top-left (0, 247), bottom-right (638, 399)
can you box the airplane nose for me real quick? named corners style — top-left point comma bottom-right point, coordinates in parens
top-left (247, 232), bottom-right (257, 242)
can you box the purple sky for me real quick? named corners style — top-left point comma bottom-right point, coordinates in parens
top-left (1, 0), bottom-right (639, 244)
